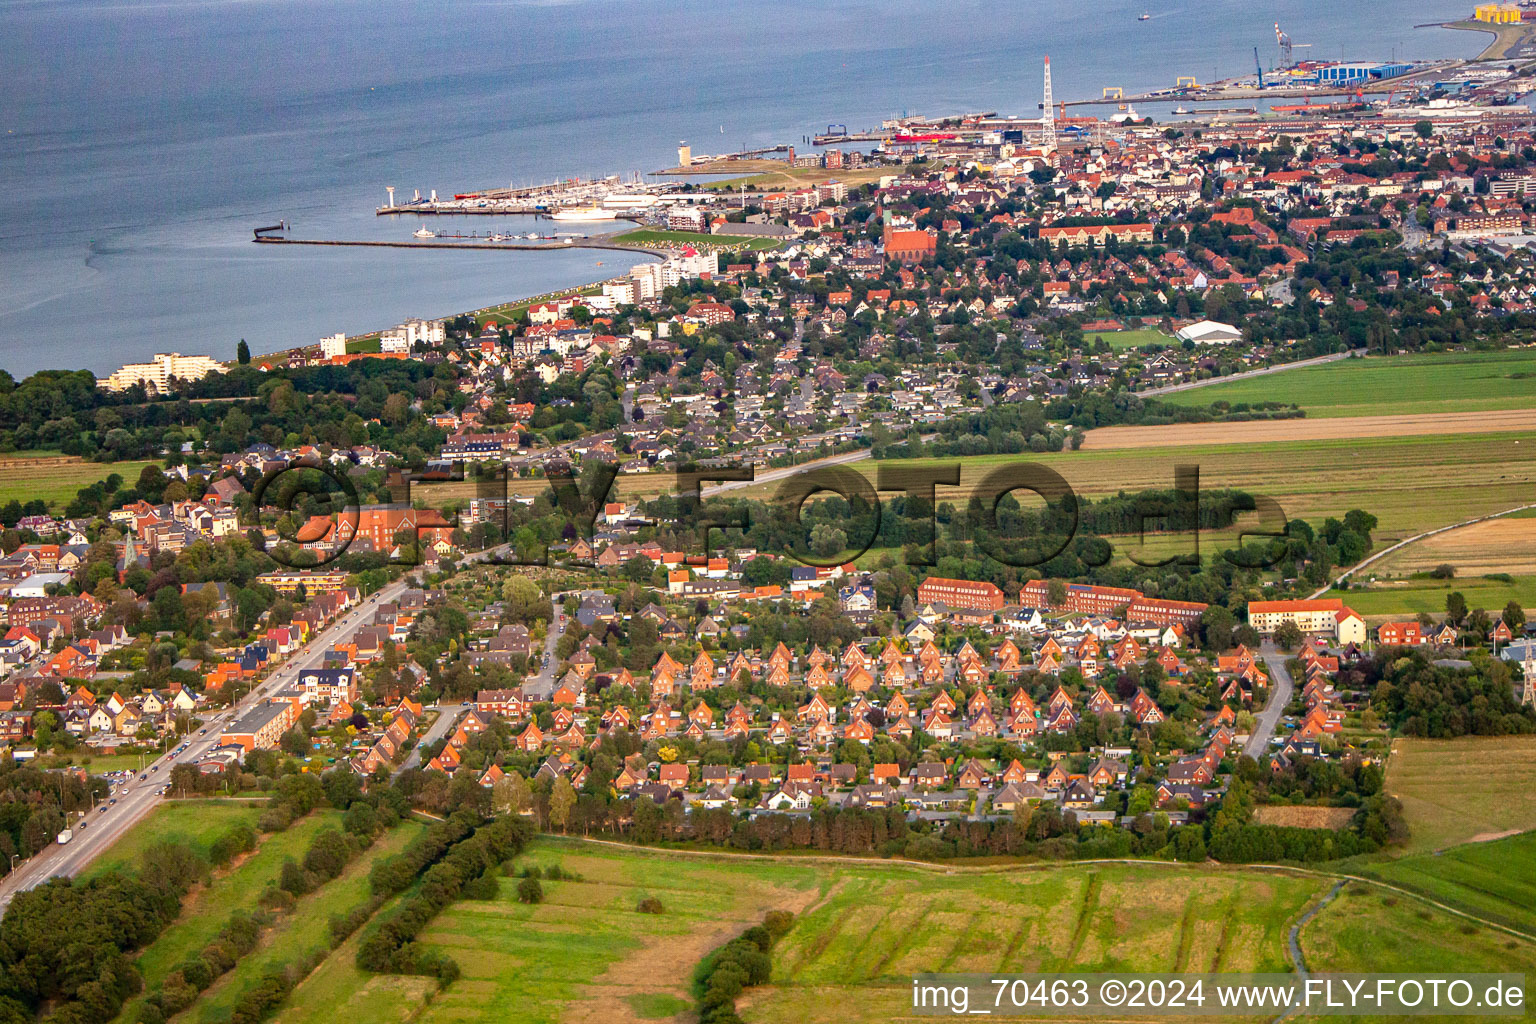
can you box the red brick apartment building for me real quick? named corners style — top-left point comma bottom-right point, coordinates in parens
top-left (917, 577), bottom-right (1005, 612)
top-left (1019, 580), bottom-right (1207, 627)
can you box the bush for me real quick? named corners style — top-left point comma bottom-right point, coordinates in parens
top-left (461, 873), bottom-right (499, 900)
top-left (209, 825), bottom-right (258, 867)
top-left (636, 897), bottom-right (665, 914)
top-left (515, 877), bottom-right (543, 904)
top-left (278, 859), bottom-right (313, 896)
top-left (691, 913), bottom-right (793, 1024)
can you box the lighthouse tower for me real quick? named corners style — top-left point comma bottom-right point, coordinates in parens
top-left (1041, 57), bottom-right (1056, 153)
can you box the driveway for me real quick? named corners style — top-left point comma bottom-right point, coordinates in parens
top-left (1245, 641), bottom-right (1295, 760)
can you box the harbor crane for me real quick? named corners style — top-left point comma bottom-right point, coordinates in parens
top-left (1275, 22), bottom-right (1312, 69)
top-left (1254, 46), bottom-right (1264, 89)
top-left (1102, 86), bottom-right (1124, 99)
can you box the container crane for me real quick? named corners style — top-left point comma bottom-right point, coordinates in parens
top-left (1254, 46), bottom-right (1264, 89)
top-left (1275, 22), bottom-right (1312, 69)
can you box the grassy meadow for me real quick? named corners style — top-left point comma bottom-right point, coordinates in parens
top-left (160, 829), bottom-right (1536, 1024)
top-left (0, 452), bottom-right (157, 511)
top-left (1382, 736), bottom-right (1536, 855)
top-left (189, 820), bottom-right (426, 1024)
top-left (1161, 349), bottom-right (1536, 418)
top-left (1087, 328), bottom-right (1177, 351)
top-left (84, 800), bottom-right (261, 880)
top-left (1358, 833), bottom-right (1536, 938)
top-left (1325, 577), bottom-right (1536, 620)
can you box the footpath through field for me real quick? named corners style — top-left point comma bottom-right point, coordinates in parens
top-left (1135, 351), bottom-right (1351, 399)
top-left (1308, 499), bottom-right (1536, 599)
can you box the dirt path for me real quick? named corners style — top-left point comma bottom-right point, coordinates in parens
top-left (1080, 408), bottom-right (1536, 450)
top-left (563, 882), bottom-right (821, 1024)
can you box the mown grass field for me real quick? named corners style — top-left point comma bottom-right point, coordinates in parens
top-left (1324, 577), bottom-right (1536, 620)
top-left (0, 452), bottom-right (157, 511)
top-left (1358, 833), bottom-right (1536, 938)
top-left (1383, 736), bottom-right (1536, 855)
top-left (1087, 328), bottom-right (1175, 351)
top-left (610, 229), bottom-right (780, 251)
top-left (1369, 515), bottom-right (1536, 578)
top-left (1161, 349), bottom-right (1536, 418)
top-left (84, 800), bottom-right (261, 880)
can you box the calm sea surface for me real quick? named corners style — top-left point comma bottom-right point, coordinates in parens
top-left (0, 0), bottom-right (1484, 375)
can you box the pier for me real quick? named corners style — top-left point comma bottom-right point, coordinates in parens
top-left (251, 235), bottom-right (662, 257)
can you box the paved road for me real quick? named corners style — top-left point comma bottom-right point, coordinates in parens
top-left (523, 591), bottom-right (580, 700)
top-left (0, 541), bottom-right (535, 908)
top-left (1245, 642), bottom-right (1295, 760)
top-left (1136, 351), bottom-right (1352, 399)
top-left (394, 703), bottom-right (462, 775)
top-left (0, 574), bottom-right (416, 911)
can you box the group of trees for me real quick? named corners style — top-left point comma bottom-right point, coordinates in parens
top-left (695, 912), bottom-right (795, 1024)
top-left (0, 762), bottom-right (101, 871)
top-left (356, 814), bottom-right (532, 981)
top-left (0, 840), bottom-right (204, 1024)
top-left (1367, 650), bottom-right (1536, 737)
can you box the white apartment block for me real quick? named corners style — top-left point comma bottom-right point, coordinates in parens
top-left (101, 353), bottom-right (228, 394)
top-left (380, 318), bottom-right (446, 353)
top-left (320, 333), bottom-right (347, 358)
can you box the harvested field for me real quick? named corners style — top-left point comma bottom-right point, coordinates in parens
top-left (1370, 517), bottom-right (1536, 577)
top-left (1079, 409), bottom-right (1536, 450)
top-left (1252, 806), bottom-right (1356, 830)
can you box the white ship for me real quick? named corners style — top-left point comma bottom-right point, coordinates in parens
top-left (549, 206), bottom-right (618, 222)
top-left (412, 226), bottom-right (436, 238)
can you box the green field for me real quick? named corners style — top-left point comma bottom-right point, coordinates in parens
top-left (611, 228), bottom-right (781, 251)
top-left (255, 837), bottom-right (1536, 1024)
top-left (84, 800), bottom-right (261, 879)
top-left (1325, 577), bottom-right (1536, 619)
top-left (1360, 833), bottom-right (1536, 938)
top-left (1384, 736), bottom-right (1536, 855)
top-left (113, 811), bottom-right (345, 1023)
top-left (1301, 876), bottom-right (1536, 987)
top-left (1161, 349), bottom-right (1536, 418)
top-left (1087, 328), bottom-right (1176, 351)
top-left (0, 452), bottom-right (158, 511)
top-left (188, 820), bottom-right (426, 1024)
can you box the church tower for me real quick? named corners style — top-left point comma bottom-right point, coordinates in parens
top-left (1522, 645), bottom-right (1536, 707)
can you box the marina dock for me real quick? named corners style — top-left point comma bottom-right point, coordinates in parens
top-left (251, 234), bottom-right (661, 256)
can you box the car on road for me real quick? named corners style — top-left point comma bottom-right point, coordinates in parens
top-left (109, 798), bottom-right (117, 805)
top-left (138, 774), bottom-right (147, 781)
